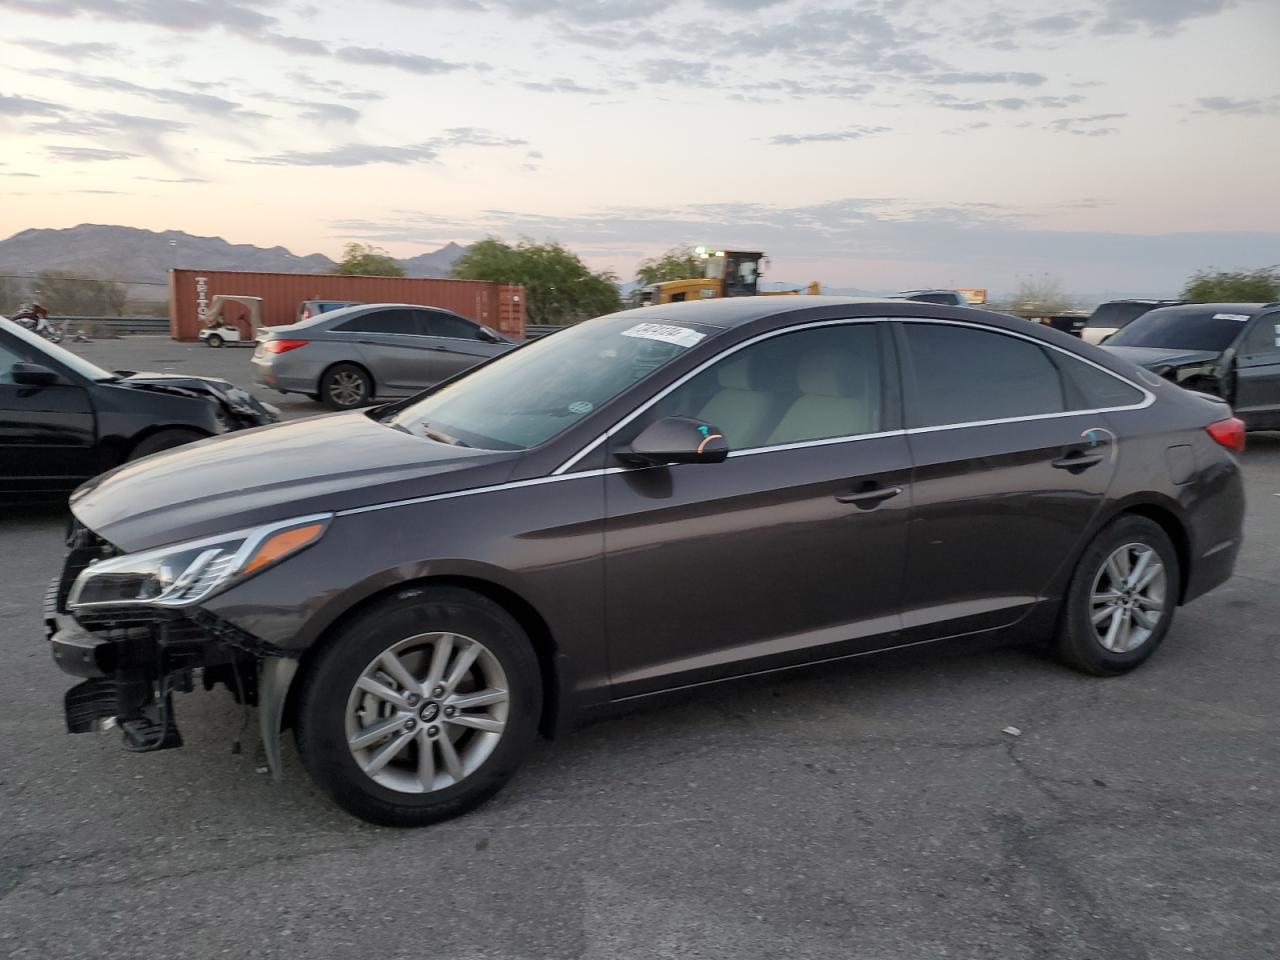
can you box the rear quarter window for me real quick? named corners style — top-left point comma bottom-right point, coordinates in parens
top-left (1060, 356), bottom-right (1146, 409)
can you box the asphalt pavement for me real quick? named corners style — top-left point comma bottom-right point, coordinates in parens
top-left (1, 337), bottom-right (1278, 959)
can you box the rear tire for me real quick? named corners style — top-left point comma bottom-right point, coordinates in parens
top-left (320, 363), bottom-right (372, 410)
top-left (127, 428), bottom-right (206, 461)
top-left (1054, 515), bottom-right (1179, 676)
top-left (295, 586), bottom-right (542, 827)
top-left (206, 334), bottom-right (224, 348)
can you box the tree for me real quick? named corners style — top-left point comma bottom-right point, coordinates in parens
top-left (1181, 267), bottom-right (1280, 303)
top-left (333, 242), bottom-right (405, 277)
top-left (635, 246), bottom-right (703, 285)
top-left (997, 274), bottom-right (1078, 314)
top-left (33, 271), bottom-right (127, 316)
top-left (452, 237), bottom-right (621, 324)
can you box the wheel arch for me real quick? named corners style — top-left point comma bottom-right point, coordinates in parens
top-left (1078, 495), bottom-right (1191, 605)
top-left (283, 573), bottom-right (565, 742)
top-left (320, 359), bottom-right (376, 399)
top-left (122, 424), bottom-right (213, 463)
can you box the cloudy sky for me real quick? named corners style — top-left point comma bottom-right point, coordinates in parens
top-left (0, 0), bottom-right (1277, 295)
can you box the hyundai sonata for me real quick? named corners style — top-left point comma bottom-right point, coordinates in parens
top-left (48, 297), bottom-right (1245, 825)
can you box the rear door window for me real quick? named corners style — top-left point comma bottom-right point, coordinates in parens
top-left (422, 311), bottom-right (482, 340)
top-left (335, 309), bottom-right (416, 335)
top-left (900, 323), bottom-right (1065, 428)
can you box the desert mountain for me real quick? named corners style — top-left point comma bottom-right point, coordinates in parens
top-left (0, 225), bottom-right (468, 297)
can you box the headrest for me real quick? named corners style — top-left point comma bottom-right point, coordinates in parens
top-left (716, 356), bottom-right (752, 390)
top-left (796, 351), bottom-right (862, 397)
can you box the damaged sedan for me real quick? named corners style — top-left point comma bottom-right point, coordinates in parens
top-left (1102, 301), bottom-right (1280, 431)
top-left (47, 298), bottom-right (1244, 827)
top-left (1, 316), bottom-right (277, 497)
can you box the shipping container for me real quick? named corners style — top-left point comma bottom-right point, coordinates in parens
top-left (168, 269), bottom-right (525, 341)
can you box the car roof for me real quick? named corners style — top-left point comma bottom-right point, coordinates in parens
top-left (1144, 302), bottom-right (1267, 318)
top-left (607, 295), bottom-right (1025, 331)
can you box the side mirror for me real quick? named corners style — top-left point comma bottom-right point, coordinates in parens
top-left (12, 362), bottom-right (60, 387)
top-left (477, 328), bottom-right (502, 343)
top-left (621, 416), bottom-right (729, 466)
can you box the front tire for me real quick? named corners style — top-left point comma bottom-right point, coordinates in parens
top-left (320, 363), bottom-right (372, 410)
top-left (1054, 515), bottom-right (1179, 676)
top-left (295, 587), bottom-right (542, 826)
top-left (206, 333), bottom-right (224, 348)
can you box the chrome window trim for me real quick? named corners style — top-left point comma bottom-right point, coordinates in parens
top-left (553, 315), bottom-right (1153, 474)
top-left (340, 316), bottom-right (1156, 518)
top-left (727, 429), bottom-right (906, 459)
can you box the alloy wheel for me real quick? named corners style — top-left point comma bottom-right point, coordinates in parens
top-left (344, 632), bottom-right (510, 794)
top-left (328, 371), bottom-right (366, 407)
top-left (1089, 542), bottom-right (1167, 653)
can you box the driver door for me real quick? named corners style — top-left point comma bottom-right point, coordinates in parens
top-left (602, 321), bottom-right (911, 698)
top-left (0, 331), bottom-right (96, 494)
top-left (1234, 310), bottom-right (1280, 430)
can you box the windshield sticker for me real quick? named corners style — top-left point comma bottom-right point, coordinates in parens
top-left (568, 400), bottom-right (593, 414)
top-left (1213, 313), bottom-right (1251, 322)
top-left (620, 323), bottom-right (706, 349)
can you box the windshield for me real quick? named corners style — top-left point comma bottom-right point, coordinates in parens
top-left (0, 317), bottom-right (116, 381)
top-left (389, 316), bottom-right (720, 450)
top-left (1106, 307), bottom-right (1257, 352)
top-left (1086, 302), bottom-right (1153, 329)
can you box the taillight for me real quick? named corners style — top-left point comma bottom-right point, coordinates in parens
top-left (262, 339), bottom-right (309, 354)
top-left (1206, 417), bottom-right (1246, 452)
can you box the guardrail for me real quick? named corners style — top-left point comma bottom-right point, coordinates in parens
top-left (52, 316), bottom-right (170, 334)
top-left (524, 323), bottom-right (567, 339)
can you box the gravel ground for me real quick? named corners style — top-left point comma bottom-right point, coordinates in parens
top-left (2, 336), bottom-right (1277, 959)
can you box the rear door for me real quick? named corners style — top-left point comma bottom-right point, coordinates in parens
top-left (1233, 310), bottom-right (1280, 430)
top-left (602, 320), bottom-right (912, 698)
top-left (418, 310), bottom-right (506, 381)
top-left (0, 330), bottom-right (96, 493)
top-left (332, 308), bottom-right (431, 394)
top-left (895, 320), bottom-right (1137, 639)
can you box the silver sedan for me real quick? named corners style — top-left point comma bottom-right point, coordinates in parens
top-left (251, 303), bottom-right (516, 409)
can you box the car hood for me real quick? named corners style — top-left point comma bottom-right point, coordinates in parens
top-left (112, 371), bottom-right (279, 426)
top-left (70, 410), bottom-right (521, 552)
top-left (1101, 346), bottom-right (1222, 369)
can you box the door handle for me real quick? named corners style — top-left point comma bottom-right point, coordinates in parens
top-left (835, 485), bottom-right (903, 507)
top-left (1051, 452), bottom-right (1105, 471)
top-left (354, 338), bottom-right (375, 344)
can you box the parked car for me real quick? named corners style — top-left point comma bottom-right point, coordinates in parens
top-left (889, 289), bottom-right (970, 306)
top-left (297, 299), bottom-right (361, 323)
top-left (49, 297), bottom-right (1244, 826)
top-left (252, 303), bottom-right (516, 410)
top-left (0, 317), bottom-right (277, 498)
top-left (1082, 299), bottom-right (1185, 345)
top-left (1102, 301), bottom-right (1280, 430)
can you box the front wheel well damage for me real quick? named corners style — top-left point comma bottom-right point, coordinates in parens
top-left (281, 575), bottom-right (562, 741)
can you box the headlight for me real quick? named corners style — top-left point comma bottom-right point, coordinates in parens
top-left (68, 513), bottom-right (331, 610)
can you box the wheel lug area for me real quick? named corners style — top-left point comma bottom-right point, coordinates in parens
top-left (406, 693), bottom-right (420, 706)
top-left (427, 725), bottom-right (440, 738)
top-left (444, 706), bottom-right (456, 718)
top-left (432, 685), bottom-right (445, 698)
top-left (405, 718), bottom-right (417, 730)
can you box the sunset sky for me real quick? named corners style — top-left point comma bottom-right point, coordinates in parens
top-left (0, 0), bottom-right (1277, 295)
